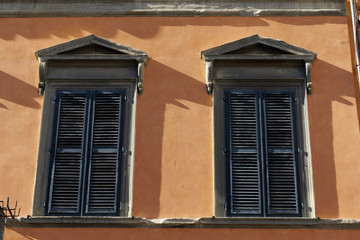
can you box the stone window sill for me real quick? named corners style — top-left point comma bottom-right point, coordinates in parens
top-left (6, 217), bottom-right (360, 229)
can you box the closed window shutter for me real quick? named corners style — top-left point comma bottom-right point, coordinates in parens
top-left (85, 91), bottom-right (124, 214)
top-left (226, 90), bottom-right (300, 217)
top-left (48, 91), bottom-right (88, 214)
top-left (226, 90), bottom-right (262, 215)
top-left (48, 90), bottom-right (124, 216)
top-left (263, 91), bottom-right (300, 216)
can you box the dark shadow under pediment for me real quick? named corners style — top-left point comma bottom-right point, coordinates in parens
top-left (225, 43), bottom-right (291, 55)
top-left (59, 43), bottom-right (125, 55)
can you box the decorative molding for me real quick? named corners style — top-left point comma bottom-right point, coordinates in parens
top-left (38, 59), bottom-right (47, 96)
top-left (137, 61), bottom-right (146, 95)
top-left (201, 35), bottom-right (316, 58)
top-left (202, 35), bottom-right (316, 94)
top-left (305, 61), bottom-right (313, 95)
top-left (0, 1), bottom-right (346, 17)
top-left (205, 61), bottom-right (213, 94)
top-left (36, 35), bottom-right (147, 58)
top-left (36, 35), bottom-right (148, 95)
top-left (6, 217), bottom-right (360, 230)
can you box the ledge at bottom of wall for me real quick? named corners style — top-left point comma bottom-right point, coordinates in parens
top-left (5, 217), bottom-right (360, 230)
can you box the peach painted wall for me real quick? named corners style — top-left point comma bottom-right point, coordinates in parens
top-left (0, 17), bottom-right (359, 221)
top-left (5, 228), bottom-right (360, 240)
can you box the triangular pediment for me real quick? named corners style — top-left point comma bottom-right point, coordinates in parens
top-left (225, 43), bottom-right (290, 55)
top-left (201, 35), bottom-right (316, 60)
top-left (36, 35), bottom-right (147, 58)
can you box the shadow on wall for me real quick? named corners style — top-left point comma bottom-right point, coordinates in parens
top-left (310, 59), bottom-right (354, 218)
top-left (132, 60), bottom-right (211, 218)
top-left (0, 17), bottom-right (268, 40)
top-left (0, 71), bottom-right (41, 110)
top-left (0, 16), bottom-right (356, 220)
top-left (0, 17), bottom-right (346, 40)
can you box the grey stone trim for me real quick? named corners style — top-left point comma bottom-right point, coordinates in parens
top-left (36, 35), bottom-right (147, 58)
top-left (36, 35), bottom-right (148, 95)
top-left (6, 217), bottom-right (360, 230)
top-left (202, 35), bottom-right (316, 94)
top-left (202, 55), bottom-right (316, 62)
top-left (201, 35), bottom-right (317, 59)
top-left (0, 1), bottom-right (345, 17)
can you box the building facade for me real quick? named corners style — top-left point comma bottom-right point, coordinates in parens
top-left (1, 0), bottom-right (360, 239)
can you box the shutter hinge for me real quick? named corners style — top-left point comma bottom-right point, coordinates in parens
top-left (301, 202), bottom-right (304, 209)
top-left (295, 98), bottom-right (298, 102)
top-left (223, 97), bottom-right (226, 102)
top-left (53, 96), bottom-right (56, 102)
top-left (119, 202), bottom-right (123, 210)
top-left (222, 148), bottom-right (227, 155)
top-left (43, 202), bottom-right (46, 209)
top-left (297, 148), bottom-right (302, 156)
top-left (124, 96), bottom-right (128, 101)
top-left (223, 203), bottom-right (228, 215)
top-left (122, 147), bottom-right (126, 153)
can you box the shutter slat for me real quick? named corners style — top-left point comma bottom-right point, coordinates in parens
top-left (48, 92), bottom-right (87, 214)
top-left (227, 91), bottom-right (262, 215)
top-left (264, 92), bottom-right (300, 215)
top-left (86, 91), bottom-right (123, 214)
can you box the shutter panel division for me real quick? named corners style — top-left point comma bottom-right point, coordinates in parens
top-left (227, 91), bottom-right (262, 215)
top-left (263, 91), bottom-right (300, 216)
top-left (47, 90), bottom-right (125, 216)
top-left (86, 91), bottom-right (124, 214)
top-left (48, 91), bottom-right (88, 214)
top-left (225, 90), bottom-right (300, 217)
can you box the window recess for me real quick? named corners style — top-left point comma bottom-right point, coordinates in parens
top-left (33, 35), bottom-right (148, 217)
top-left (201, 35), bottom-right (316, 218)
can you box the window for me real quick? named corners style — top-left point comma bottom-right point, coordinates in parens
top-left (202, 35), bottom-right (316, 217)
top-left (33, 35), bottom-right (148, 216)
top-left (48, 90), bottom-right (125, 215)
top-left (225, 89), bottom-right (300, 216)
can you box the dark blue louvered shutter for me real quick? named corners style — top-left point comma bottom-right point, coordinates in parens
top-left (85, 91), bottom-right (124, 215)
top-left (263, 91), bottom-right (300, 216)
top-left (226, 90), bottom-right (263, 216)
top-left (48, 91), bottom-right (89, 214)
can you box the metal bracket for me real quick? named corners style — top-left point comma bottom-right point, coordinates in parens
top-left (0, 197), bottom-right (21, 222)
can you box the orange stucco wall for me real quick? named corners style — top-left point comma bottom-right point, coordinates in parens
top-left (0, 16), bottom-right (360, 226)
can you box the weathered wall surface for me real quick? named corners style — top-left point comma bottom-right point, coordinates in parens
top-left (0, 17), bottom-right (359, 224)
top-left (5, 228), bottom-right (360, 240)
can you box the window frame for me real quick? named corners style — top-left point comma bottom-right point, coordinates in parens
top-left (213, 79), bottom-right (314, 218)
top-left (33, 80), bottom-right (137, 217)
top-left (33, 35), bottom-right (147, 217)
top-left (202, 35), bottom-right (316, 218)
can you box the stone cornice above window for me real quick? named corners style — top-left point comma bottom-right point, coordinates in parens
top-left (36, 35), bottom-right (148, 95)
top-left (201, 35), bottom-right (317, 94)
